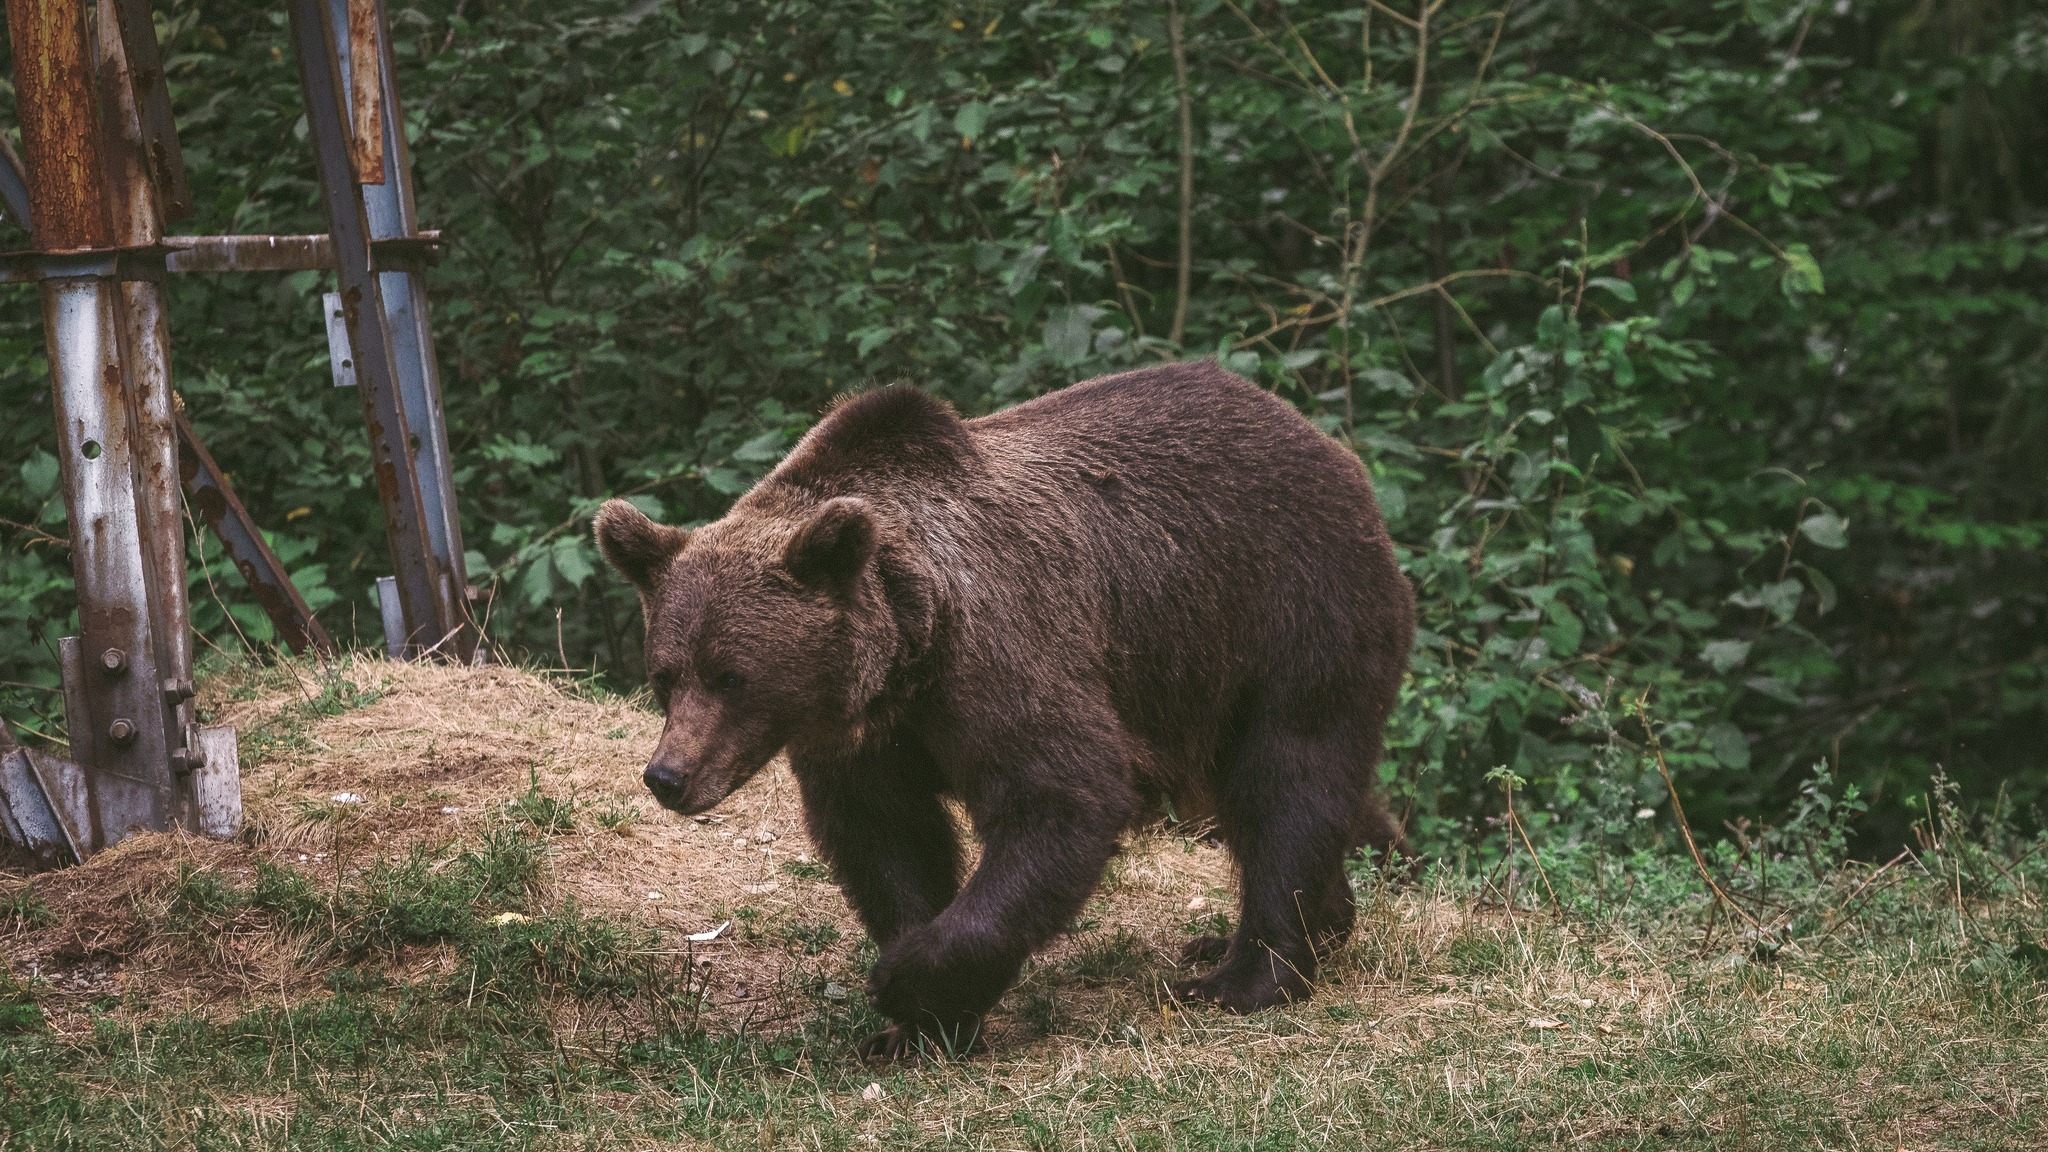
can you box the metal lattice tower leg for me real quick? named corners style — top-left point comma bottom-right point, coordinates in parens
top-left (1, 0), bottom-right (477, 862)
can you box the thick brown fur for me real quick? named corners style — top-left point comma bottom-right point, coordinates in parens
top-left (595, 362), bottom-right (1415, 1057)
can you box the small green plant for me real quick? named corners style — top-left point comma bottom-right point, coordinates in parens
top-left (1443, 932), bottom-right (1510, 977)
top-left (250, 860), bottom-right (326, 930)
top-left (236, 668), bottom-right (386, 763)
top-left (507, 769), bottom-right (576, 834)
top-left (1063, 930), bottom-right (1156, 987)
top-left (163, 865), bottom-right (247, 933)
top-left (780, 858), bottom-right (831, 883)
top-left (324, 825), bottom-right (547, 959)
top-left (460, 901), bottom-right (650, 1003)
top-left (463, 823), bottom-right (549, 905)
top-left (779, 921), bottom-right (841, 956)
top-left (0, 885), bottom-right (53, 929)
top-left (592, 797), bottom-right (642, 832)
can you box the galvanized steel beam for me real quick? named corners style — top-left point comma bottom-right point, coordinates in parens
top-left (328, 0), bottom-right (476, 661)
top-left (288, 0), bottom-right (474, 661)
top-left (0, 232), bottom-right (443, 282)
top-left (109, 0), bottom-right (192, 220)
top-left (97, 0), bottom-right (193, 741)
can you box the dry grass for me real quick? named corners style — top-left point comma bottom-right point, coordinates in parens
top-left (1, 655), bottom-right (2043, 1150)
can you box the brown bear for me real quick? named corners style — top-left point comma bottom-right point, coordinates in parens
top-left (594, 361), bottom-right (1414, 1058)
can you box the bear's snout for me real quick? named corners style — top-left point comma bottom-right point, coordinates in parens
top-left (642, 761), bottom-right (698, 812)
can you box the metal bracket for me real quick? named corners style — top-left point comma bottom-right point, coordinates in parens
top-left (323, 290), bottom-right (358, 387)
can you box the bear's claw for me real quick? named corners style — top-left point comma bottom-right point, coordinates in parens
top-left (1169, 967), bottom-right (1307, 1014)
top-left (856, 1020), bottom-right (986, 1062)
top-left (1177, 935), bottom-right (1231, 967)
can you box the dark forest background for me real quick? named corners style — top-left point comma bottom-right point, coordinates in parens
top-left (2, 0), bottom-right (2043, 855)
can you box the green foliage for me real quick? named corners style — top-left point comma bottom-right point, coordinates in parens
top-left (2, 0), bottom-right (2044, 849)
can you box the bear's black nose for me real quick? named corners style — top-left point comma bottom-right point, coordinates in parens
top-left (643, 762), bottom-right (691, 806)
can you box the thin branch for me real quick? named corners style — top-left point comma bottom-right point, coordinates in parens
top-left (1637, 693), bottom-right (1763, 931)
top-left (0, 517), bottom-right (67, 549)
top-left (1104, 240), bottom-right (1147, 340)
top-left (1169, 0), bottom-right (1195, 346)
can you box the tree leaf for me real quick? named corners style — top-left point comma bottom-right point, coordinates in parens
top-left (19, 450), bottom-right (58, 499)
top-left (520, 555), bottom-right (555, 607)
top-left (953, 101), bottom-right (990, 142)
top-left (1780, 241), bottom-right (1825, 296)
top-left (733, 431), bottom-right (788, 463)
top-left (1704, 721), bottom-right (1751, 770)
top-left (1589, 276), bottom-right (1637, 302)
top-left (1564, 405), bottom-right (1603, 472)
top-left (1759, 578), bottom-right (1803, 623)
top-left (1043, 305), bottom-right (1105, 366)
top-left (1362, 367), bottom-right (1413, 395)
top-left (1799, 513), bottom-right (1849, 549)
top-left (1798, 563), bottom-right (1838, 615)
top-left (1701, 639), bottom-right (1752, 673)
top-left (551, 537), bottom-right (595, 588)
top-left (700, 466), bottom-right (748, 496)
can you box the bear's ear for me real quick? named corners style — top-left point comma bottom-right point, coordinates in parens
top-left (594, 499), bottom-right (690, 594)
top-left (783, 497), bottom-right (876, 594)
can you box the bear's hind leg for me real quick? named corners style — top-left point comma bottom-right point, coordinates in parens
top-left (1307, 860), bottom-right (1357, 959)
top-left (1175, 862), bottom-right (1354, 982)
top-left (1172, 724), bottom-right (1365, 1013)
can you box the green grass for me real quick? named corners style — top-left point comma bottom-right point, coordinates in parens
top-left (3, 824), bottom-right (2044, 1149)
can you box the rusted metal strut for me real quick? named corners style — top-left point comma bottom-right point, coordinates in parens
top-left (289, 0), bottom-right (476, 662)
top-left (0, 231), bottom-right (443, 282)
top-left (176, 413), bottom-right (336, 658)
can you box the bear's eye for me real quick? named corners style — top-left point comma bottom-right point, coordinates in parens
top-left (650, 672), bottom-right (679, 703)
top-left (704, 670), bottom-right (745, 695)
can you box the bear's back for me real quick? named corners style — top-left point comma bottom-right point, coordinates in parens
top-left (959, 362), bottom-right (1411, 751)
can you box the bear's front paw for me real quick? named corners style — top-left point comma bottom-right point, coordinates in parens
top-left (866, 926), bottom-right (1012, 1046)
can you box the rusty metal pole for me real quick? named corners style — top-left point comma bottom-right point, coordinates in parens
top-left (95, 0), bottom-right (194, 729)
top-left (6, 0), bottom-right (183, 846)
top-left (287, 0), bottom-right (468, 660)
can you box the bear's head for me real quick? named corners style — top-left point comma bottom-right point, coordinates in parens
top-left (593, 494), bottom-right (909, 814)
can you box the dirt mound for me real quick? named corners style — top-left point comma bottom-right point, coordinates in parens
top-left (0, 655), bottom-right (1233, 1033)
